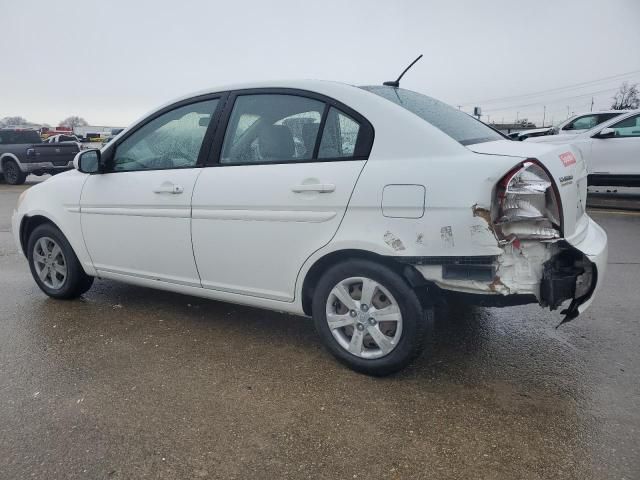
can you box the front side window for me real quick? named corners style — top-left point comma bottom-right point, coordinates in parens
top-left (609, 114), bottom-right (640, 138)
top-left (221, 94), bottom-right (325, 164)
top-left (566, 115), bottom-right (599, 130)
top-left (361, 86), bottom-right (503, 146)
top-left (112, 99), bottom-right (218, 172)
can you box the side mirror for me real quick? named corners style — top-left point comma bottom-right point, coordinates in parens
top-left (74, 149), bottom-right (101, 173)
top-left (594, 127), bottom-right (616, 139)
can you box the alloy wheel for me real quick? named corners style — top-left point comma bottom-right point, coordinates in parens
top-left (32, 237), bottom-right (67, 289)
top-left (325, 277), bottom-right (403, 359)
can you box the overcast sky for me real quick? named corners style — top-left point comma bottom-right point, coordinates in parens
top-left (1, 0), bottom-right (639, 127)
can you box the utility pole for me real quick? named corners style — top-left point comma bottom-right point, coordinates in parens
top-left (590, 97), bottom-right (594, 112)
top-left (457, 105), bottom-right (462, 110)
top-left (567, 106), bottom-right (570, 118)
top-left (542, 105), bottom-right (546, 127)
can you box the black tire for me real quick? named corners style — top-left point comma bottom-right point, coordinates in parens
top-left (312, 259), bottom-right (432, 376)
top-left (3, 160), bottom-right (27, 185)
top-left (27, 223), bottom-right (94, 299)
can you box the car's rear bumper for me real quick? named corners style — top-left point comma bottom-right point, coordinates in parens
top-left (566, 216), bottom-right (608, 314)
top-left (409, 216), bottom-right (607, 318)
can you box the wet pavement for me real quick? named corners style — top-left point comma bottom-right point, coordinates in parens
top-left (0, 178), bottom-right (639, 479)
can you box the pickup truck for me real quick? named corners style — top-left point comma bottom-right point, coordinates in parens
top-left (0, 129), bottom-right (79, 185)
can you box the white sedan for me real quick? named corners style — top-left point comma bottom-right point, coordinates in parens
top-left (12, 80), bottom-right (608, 375)
top-left (527, 110), bottom-right (640, 186)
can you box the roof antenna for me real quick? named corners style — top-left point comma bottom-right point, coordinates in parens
top-left (383, 54), bottom-right (423, 88)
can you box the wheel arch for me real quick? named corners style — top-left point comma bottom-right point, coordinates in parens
top-left (0, 153), bottom-right (21, 171)
top-left (20, 214), bottom-right (64, 258)
top-left (299, 249), bottom-right (430, 316)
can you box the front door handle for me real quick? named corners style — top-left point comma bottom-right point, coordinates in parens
top-left (153, 182), bottom-right (184, 194)
top-left (291, 183), bottom-right (336, 193)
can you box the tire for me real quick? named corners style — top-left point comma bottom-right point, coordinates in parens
top-left (27, 223), bottom-right (94, 299)
top-left (312, 259), bottom-right (432, 376)
top-left (3, 159), bottom-right (27, 185)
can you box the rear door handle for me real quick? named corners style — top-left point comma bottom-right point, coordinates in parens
top-left (153, 182), bottom-right (184, 194)
top-left (291, 183), bottom-right (336, 193)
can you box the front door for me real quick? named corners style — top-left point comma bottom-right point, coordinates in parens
top-left (81, 97), bottom-right (221, 286)
top-left (191, 91), bottom-right (374, 301)
top-left (590, 113), bottom-right (640, 175)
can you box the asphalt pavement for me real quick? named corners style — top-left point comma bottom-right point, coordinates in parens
top-left (0, 177), bottom-right (638, 479)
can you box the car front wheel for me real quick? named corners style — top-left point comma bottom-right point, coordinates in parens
top-left (312, 259), bottom-right (431, 376)
top-left (27, 223), bottom-right (94, 299)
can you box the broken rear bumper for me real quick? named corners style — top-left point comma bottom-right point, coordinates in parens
top-left (407, 216), bottom-right (607, 318)
top-left (562, 216), bottom-right (607, 315)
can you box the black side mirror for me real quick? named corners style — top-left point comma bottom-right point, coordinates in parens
top-left (594, 127), bottom-right (616, 139)
top-left (74, 149), bottom-right (101, 173)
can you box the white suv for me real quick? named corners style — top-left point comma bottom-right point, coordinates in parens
top-left (12, 81), bottom-right (608, 375)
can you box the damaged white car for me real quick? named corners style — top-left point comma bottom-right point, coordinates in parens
top-left (12, 80), bottom-right (607, 375)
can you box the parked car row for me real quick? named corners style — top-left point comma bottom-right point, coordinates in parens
top-left (12, 80), bottom-right (607, 375)
top-left (509, 111), bottom-right (628, 141)
top-left (527, 110), bottom-right (640, 186)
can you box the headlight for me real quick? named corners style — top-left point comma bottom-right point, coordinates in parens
top-left (495, 160), bottom-right (562, 241)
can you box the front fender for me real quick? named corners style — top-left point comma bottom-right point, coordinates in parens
top-left (16, 171), bottom-right (96, 276)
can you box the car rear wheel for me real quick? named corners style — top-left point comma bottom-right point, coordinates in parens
top-left (312, 259), bottom-right (432, 376)
top-left (3, 160), bottom-right (27, 185)
top-left (27, 223), bottom-right (94, 299)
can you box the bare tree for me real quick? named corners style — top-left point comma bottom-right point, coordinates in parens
top-left (611, 82), bottom-right (640, 110)
top-left (60, 116), bottom-right (89, 129)
top-left (0, 116), bottom-right (29, 127)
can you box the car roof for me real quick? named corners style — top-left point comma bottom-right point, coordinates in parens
top-left (117, 79), bottom-right (472, 159)
top-left (573, 110), bottom-right (630, 115)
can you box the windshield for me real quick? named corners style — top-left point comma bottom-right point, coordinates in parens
top-left (360, 86), bottom-right (504, 146)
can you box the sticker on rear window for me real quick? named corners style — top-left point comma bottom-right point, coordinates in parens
top-left (559, 152), bottom-right (576, 167)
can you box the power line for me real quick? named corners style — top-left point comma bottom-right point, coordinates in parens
top-left (459, 69), bottom-right (640, 106)
top-left (481, 86), bottom-right (622, 113)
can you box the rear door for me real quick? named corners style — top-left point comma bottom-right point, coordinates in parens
top-left (590, 113), bottom-right (640, 176)
top-left (191, 90), bottom-right (374, 301)
top-left (80, 95), bottom-right (224, 286)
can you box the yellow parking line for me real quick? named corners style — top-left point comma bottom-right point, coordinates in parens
top-left (588, 209), bottom-right (640, 216)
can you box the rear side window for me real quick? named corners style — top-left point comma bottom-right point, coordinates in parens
top-left (318, 107), bottom-right (361, 158)
top-left (4, 130), bottom-right (42, 144)
top-left (221, 94), bottom-right (325, 164)
top-left (361, 86), bottom-right (503, 146)
top-left (598, 113), bottom-right (624, 124)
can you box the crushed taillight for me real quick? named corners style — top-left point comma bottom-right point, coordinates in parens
top-left (495, 160), bottom-right (562, 241)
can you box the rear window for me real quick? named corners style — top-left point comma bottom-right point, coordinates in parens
top-left (0, 130), bottom-right (42, 144)
top-left (360, 86), bottom-right (503, 146)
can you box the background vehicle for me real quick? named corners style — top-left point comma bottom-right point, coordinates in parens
top-left (553, 111), bottom-right (628, 135)
top-left (44, 133), bottom-right (84, 150)
top-left (12, 81), bottom-right (607, 375)
top-left (510, 127), bottom-right (554, 141)
top-left (510, 111), bottom-right (628, 141)
top-left (527, 110), bottom-right (640, 186)
top-left (0, 129), bottom-right (79, 184)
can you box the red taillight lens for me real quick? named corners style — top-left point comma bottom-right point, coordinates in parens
top-left (495, 160), bottom-right (562, 240)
